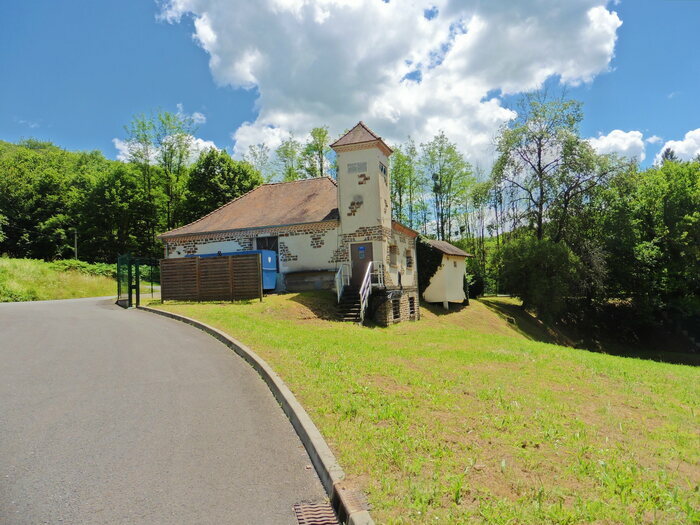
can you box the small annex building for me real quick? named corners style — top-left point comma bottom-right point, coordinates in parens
top-left (159, 122), bottom-right (420, 325)
top-left (422, 239), bottom-right (471, 310)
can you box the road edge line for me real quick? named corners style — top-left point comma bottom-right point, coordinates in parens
top-left (137, 305), bottom-right (374, 525)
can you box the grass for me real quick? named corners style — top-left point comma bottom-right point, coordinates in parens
top-left (0, 258), bottom-right (117, 301)
top-left (151, 292), bottom-right (699, 524)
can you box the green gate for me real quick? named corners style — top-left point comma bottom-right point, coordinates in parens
top-left (116, 254), bottom-right (159, 308)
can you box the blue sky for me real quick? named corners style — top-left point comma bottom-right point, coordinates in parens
top-left (1, 0), bottom-right (699, 166)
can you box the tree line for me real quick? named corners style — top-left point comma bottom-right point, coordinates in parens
top-left (0, 98), bottom-right (697, 338)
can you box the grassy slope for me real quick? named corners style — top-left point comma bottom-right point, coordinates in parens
top-left (0, 258), bottom-right (116, 301)
top-left (153, 293), bottom-right (699, 524)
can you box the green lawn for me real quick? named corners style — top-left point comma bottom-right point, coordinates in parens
top-left (0, 258), bottom-right (117, 301)
top-left (152, 293), bottom-right (699, 524)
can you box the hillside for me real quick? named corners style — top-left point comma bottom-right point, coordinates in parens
top-left (0, 258), bottom-right (116, 301)
top-left (152, 292), bottom-right (700, 524)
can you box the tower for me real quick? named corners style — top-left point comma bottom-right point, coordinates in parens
top-left (331, 122), bottom-right (394, 287)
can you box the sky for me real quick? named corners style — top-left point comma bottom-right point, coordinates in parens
top-left (1, 0), bottom-right (699, 169)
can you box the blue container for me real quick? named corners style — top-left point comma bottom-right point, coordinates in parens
top-left (186, 250), bottom-right (278, 291)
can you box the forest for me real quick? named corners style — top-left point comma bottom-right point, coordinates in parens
top-left (0, 93), bottom-right (697, 343)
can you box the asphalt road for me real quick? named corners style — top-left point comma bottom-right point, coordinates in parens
top-left (0, 297), bottom-right (325, 524)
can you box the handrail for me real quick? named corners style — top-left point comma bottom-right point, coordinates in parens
top-left (359, 262), bottom-right (374, 323)
top-left (335, 263), bottom-right (350, 303)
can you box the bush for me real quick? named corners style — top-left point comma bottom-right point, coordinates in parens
top-left (49, 259), bottom-right (117, 279)
top-left (500, 236), bottom-right (580, 320)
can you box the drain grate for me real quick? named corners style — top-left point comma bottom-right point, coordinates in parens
top-left (293, 502), bottom-right (339, 525)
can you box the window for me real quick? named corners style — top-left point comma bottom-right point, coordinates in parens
top-left (348, 162), bottom-right (367, 175)
top-left (408, 297), bottom-right (416, 317)
top-left (379, 162), bottom-right (388, 184)
top-left (389, 245), bottom-right (399, 266)
top-left (392, 298), bottom-right (401, 320)
top-left (453, 260), bottom-right (457, 268)
top-left (405, 249), bottom-right (413, 269)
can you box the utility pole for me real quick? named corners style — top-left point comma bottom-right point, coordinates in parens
top-left (73, 229), bottom-right (78, 260)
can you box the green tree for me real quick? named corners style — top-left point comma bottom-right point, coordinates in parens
top-left (420, 132), bottom-right (472, 240)
top-left (275, 135), bottom-right (303, 181)
top-left (244, 143), bottom-right (273, 182)
top-left (183, 148), bottom-right (263, 222)
top-left (302, 126), bottom-right (331, 178)
top-left (492, 92), bottom-right (618, 242)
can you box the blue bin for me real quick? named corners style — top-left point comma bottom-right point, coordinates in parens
top-left (186, 249), bottom-right (278, 291)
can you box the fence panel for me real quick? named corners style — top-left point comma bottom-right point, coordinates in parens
top-left (160, 254), bottom-right (262, 302)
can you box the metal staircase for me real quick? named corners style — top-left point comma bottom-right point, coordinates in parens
top-left (334, 261), bottom-right (385, 323)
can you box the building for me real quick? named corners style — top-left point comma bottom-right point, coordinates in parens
top-left (159, 122), bottom-right (420, 324)
top-left (421, 239), bottom-right (471, 310)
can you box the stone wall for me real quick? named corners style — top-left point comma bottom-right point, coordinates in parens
top-left (372, 288), bottom-right (420, 326)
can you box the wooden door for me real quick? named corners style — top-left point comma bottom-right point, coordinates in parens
top-left (350, 242), bottom-right (373, 288)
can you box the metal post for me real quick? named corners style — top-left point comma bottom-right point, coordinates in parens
top-left (135, 263), bottom-right (140, 307)
top-left (127, 257), bottom-right (133, 308)
top-left (74, 230), bottom-right (78, 260)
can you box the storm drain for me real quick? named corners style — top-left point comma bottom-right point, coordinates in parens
top-left (293, 502), bottom-right (339, 525)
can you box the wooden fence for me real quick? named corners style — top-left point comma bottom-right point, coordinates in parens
top-left (160, 254), bottom-right (263, 302)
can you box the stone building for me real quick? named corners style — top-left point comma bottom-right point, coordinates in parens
top-left (159, 122), bottom-right (420, 324)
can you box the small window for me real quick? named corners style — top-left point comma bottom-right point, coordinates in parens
top-left (389, 245), bottom-right (398, 266)
top-left (348, 162), bottom-right (367, 175)
top-left (379, 162), bottom-right (388, 184)
top-left (408, 297), bottom-right (416, 317)
top-left (453, 260), bottom-right (457, 268)
top-left (405, 250), bottom-right (413, 269)
top-left (392, 298), bottom-right (401, 320)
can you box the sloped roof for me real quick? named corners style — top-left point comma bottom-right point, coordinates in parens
top-left (159, 177), bottom-right (339, 238)
top-left (425, 239), bottom-right (472, 257)
top-left (330, 121), bottom-right (393, 154)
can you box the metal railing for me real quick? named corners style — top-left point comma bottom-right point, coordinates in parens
top-left (335, 263), bottom-right (350, 303)
top-left (371, 261), bottom-right (385, 288)
top-left (359, 262), bottom-right (374, 323)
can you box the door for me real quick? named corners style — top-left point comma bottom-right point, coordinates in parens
top-left (256, 236), bottom-right (279, 270)
top-left (350, 242), bottom-right (373, 288)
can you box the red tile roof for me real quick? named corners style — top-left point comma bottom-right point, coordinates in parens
top-left (425, 239), bottom-right (472, 257)
top-left (330, 121), bottom-right (393, 154)
top-left (159, 177), bottom-right (339, 238)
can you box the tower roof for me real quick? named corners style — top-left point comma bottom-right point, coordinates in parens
top-left (330, 121), bottom-right (393, 155)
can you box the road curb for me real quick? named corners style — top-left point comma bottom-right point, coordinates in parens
top-left (138, 306), bottom-right (374, 525)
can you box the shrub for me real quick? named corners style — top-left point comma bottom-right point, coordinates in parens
top-left (49, 259), bottom-right (117, 278)
top-left (500, 236), bottom-right (580, 320)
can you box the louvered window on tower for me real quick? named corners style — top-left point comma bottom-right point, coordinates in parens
top-left (348, 162), bottom-right (367, 174)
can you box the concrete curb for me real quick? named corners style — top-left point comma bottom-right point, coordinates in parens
top-left (138, 306), bottom-right (374, 525)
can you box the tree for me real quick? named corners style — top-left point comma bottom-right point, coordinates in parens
top-left (492, 91), bottom-right (619, 242)
top-left (244, 143), bottom-right (273, 182)
top-left (390, 138), bottom-right (424, 227)
top-left (183, 148), bottom-right (263, 222)
top-left (419, 132), bottom-right (472, 240)
top-left (660, 147), bottom-right (679, 164)
top-left (301, 126), bottom-right (331, 178)
top-left (275, 135), bottom-right (303, 181)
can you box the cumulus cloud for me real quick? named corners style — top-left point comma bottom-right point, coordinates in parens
top-left (113, 136), bottom-right (218, 162)
top-left (588, 129), bottom-right (646, 161)
top-left (159, 0), bottom-right (622, 166)
top-left (655, 128), bottom-right (700, 163)
top-left (176, 103), bottom-right (207, 125)
top-left (645, 135), bottom-right (662, 144)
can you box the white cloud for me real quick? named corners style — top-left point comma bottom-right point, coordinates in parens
top-left (588, 129), bottom-right (646, 161)
top-left (113, 136), bottom-right (218, 163)
top-left (112, 138), bottom-right (131, 162)
top-left (655, 128), bottom-right (700, 163)
top-left (176, 103), bottom-right (207, 125)
top-left (645, 135), bottom-right (662, 144)
top-left (159, 0), bottom-right (622, 166)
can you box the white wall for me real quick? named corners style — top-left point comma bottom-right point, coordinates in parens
top-left (423, 254), bottom-right (466, 304)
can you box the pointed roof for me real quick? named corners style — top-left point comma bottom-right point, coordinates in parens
top-left (425, 239), bottom-right (472, 258)
top-left (159, 177), bottom-right (339, 239)
top-left (330, 121), bottom-right (393, 155)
